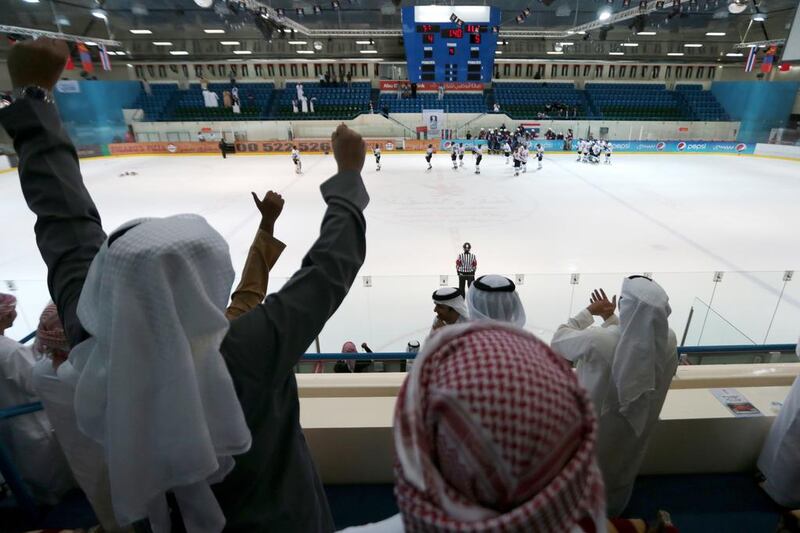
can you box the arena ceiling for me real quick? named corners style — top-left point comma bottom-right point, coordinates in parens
top-left (0, 0), bottom-right (797, 62)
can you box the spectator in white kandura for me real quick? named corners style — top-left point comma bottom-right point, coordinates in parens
top-left (466, 275), bottom-right (526, 327)
top-left (0, 294), bottom-right (76, 505)
top-left (493, 102), bottom-right (500, 112)
top-left (296, 82), bottom-right (304, 101)
top-left (292, 99), bottom-right (299, 114)
top-left (437, 84), bottom-right (444, 100)
top-left (310, 96), bottom-right (317, 114)
top-left (430, 287), bottom-right (469, 335)
top-left (339, 322), bottom-right (606, 532)
top-left (550, 277), bottom-right (677, 516)
top-left (301, 96), bottom-right (309, 113)
top-left (757, 341), bottom-right (800, 509)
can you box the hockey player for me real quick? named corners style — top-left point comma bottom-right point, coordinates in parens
top-left (458, 143), bottom-right (466, 167)
top-left (520, 145), bottom-right (529, 173)
top-left (513, 145), bottom-right (523, 177)
top-left (576, 139), bottom-right (584, 162)
top-left (591, 141), bottom-right (602, 164)
top-left (502, 141), bottom-right (512, 164)
top-left (450, 143), bottom-right (459, 170)
top-left (291, 146), bottom-right (302, 174)
top-left (582, 140), bottom-right (591, 163)
top-left (425, 144), bottom-right (434, 170)
top-left (536, 143), bottom-right (544, 170)
top-left (374, 144), bottom-right (382, 171)
top-left (605, 141), bottom-right (613, 164)
top-left (473, 143), bottom-right (484, 174)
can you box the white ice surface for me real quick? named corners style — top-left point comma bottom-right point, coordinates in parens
top-left (2, 152), bottom-right (799, 351)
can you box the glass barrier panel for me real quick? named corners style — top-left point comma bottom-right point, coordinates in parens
top-left (768, 273), bottom-right (800, 345)
top-left (682, 297), bottom-right (756, 347)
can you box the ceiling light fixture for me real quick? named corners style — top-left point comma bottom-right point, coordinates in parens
top-left (360, 49), bottom-right (378, 54)
top-left (153, 41), bottom-right (173, 46)
top-left (203, 29), bottom-right (225, 34)
top-left (752, 12), bottom-right (766, 22)
top-left (288, 41), bottom-right (307, 45)
top-left (637, 31), bottom-right (657, 35)
top-left (598, 7), bottom-right (612, 21)
top-left (667, 52), bottom-right (685, 56)
top-left (233, 50), bottom-right (252, 54)
top-left (495, 50), bottom-right (503, 54)
top-left (129, 29), bottom-right (152, 34)
top-left (621, 42), bottom-right (639, 46)
top-left (91, 8), bottom-right (108, 20)
top-left (609, 51), bottom-right (625, 55)
top-left (706, 31), bottom-right (726, 36)
top-left (169, 50), bottom-right (190, 55)
top-left (547, 50), bottom-right (565, 54)
top-left (684, 43), bottom-right (703, 47)
top-left (23, 0), bottom-right (41, 3)
top-left (725, 52), bottom-right (743, 56)
top-left (85, 41), bottom-right (98, 46)
top-left (297, 50), bottom-right (315, 54)
top-left (220, 41), bottom-right (240, 45)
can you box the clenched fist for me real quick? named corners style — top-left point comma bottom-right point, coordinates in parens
top-left (331, 123), bottom-right (366, 174)
top-left (8, 38), bottom-right (69, 90)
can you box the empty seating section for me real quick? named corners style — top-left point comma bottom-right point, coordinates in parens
top-left (377, 93), bottom-right (486, 113)
top-left (274, 82), bottom-right (371, 119)
top-left (135, 83), bottom-right (178, 121)
top-left (494, 82), bottom-right (589, 119)
top-left (585, 83), bottom-right (689, 120)
top-left (675, 84), bottom-right (730, 121)
top-left (129, 81), bottom-right (731, 122)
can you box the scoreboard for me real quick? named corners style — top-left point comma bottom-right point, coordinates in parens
top-left (402, 6), bottom-right (501, 83)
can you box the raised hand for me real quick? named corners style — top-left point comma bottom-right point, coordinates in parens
top-left (587, 288), bottom-right (617, 321)
top-left (8, 38), bottom-right (69, 90)
top-left (331, 123), bottom-right (366, 174)
top-left (252, 191), bottom-right (284, 233)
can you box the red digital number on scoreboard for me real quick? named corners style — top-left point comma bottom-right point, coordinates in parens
top-left (419, 24), bottom-right (435, 33)
top-left (441, 28), bottom-right (463, 39)
top-left (470, 34), bottom-right (481, 44)
top-left (448, 46), bottom-right (456, 55)
top-left (422, 33), bottom-right (434, 44)
top-left (465, 24), bottom-right (481, 33)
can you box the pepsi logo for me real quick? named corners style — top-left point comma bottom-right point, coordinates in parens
top-left (677, 142), bottom-right (687, 151)
top-left (735, 143), bottom-right (747, 152)
top-left (166, 144), bottom-right (178, 153)
top-left (656, 142), bottom-right (666, 151)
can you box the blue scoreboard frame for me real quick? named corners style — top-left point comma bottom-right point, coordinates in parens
top-left (401, 6), bottom-right (501, 83)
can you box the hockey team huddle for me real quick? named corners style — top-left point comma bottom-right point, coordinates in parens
top-left (576, 138), bottom-right (613, 164)
top-left (289, 137), bottom-right (611, 176)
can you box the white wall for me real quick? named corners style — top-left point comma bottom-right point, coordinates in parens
top-left (755, 143), bottom-right (800, 159)
top-left (132, 112), bottom-right (741, 142)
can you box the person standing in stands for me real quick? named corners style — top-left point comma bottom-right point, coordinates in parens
top-left (465, 274), bottom-right (526, 326)
top-left (340, 322), bottom-right (606, 532)
top-left (551, 278), bottom-right (677, 516)
top-left (757, 342), bottom-right (800, 509)
top-left (456, 242), bottom-right (477, 294)
top-left (1, 293), bottom-right (77, 505)
top-left (3, 38), bottom-right (369, 532)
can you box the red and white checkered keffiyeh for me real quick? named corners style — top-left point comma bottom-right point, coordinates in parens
top-left (0, 292), bottom-right (16, 322)
top-left (34, 302), bottom-right (70, 355)
top-left (394, 322), bottom-right (605, 533)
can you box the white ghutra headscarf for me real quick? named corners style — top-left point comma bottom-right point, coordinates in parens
top-left (66, 215), bottom-right (251, 531)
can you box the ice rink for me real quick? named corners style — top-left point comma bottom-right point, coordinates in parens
top-left (2, 151), bottom-right (799, 350)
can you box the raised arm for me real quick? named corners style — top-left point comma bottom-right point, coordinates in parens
top-left (0, 40), bottom-right (105, 347)
top-left (225, 191), bottom-right (286, 320)
top-left (222, 124), bottom-right (368, 384)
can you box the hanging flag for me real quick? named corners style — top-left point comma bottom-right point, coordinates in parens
top-left (65, 54), bottom-right (75, 71)
top-left (99, 44), bottom-right (111, 71)
top-left (779, 62), bottom-right (791, 72)
top-left (745, 45), bottom-right (757, 72)
top-left (760, 45), bottom-right (777, 74)
top-left (77, 42), bottom-right (93, 72)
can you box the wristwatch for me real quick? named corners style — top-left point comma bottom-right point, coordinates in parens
top-left (12, 85), bottom-right (54, 104)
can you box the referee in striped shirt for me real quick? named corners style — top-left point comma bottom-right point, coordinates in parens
top-left (456, 242), bottom-right (477, 294)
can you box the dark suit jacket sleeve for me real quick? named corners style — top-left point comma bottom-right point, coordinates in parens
top-left (223, 170), bottom-right (368, 386)
top-left (0, 100), bottom-right (106, 347)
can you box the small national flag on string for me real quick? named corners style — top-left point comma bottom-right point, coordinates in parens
top-left (745, 45), bottom-right (757, 72)
top-left (761, 45), bottom-right (777, 73)
top-left (99, 44), bottom-right (111, 71)
top-left (779, 62), bottom-right (791, 72)
top-left (66, 54), bottom-right (75, 70)
top-left (77, 42), bottom-right (93, 72)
